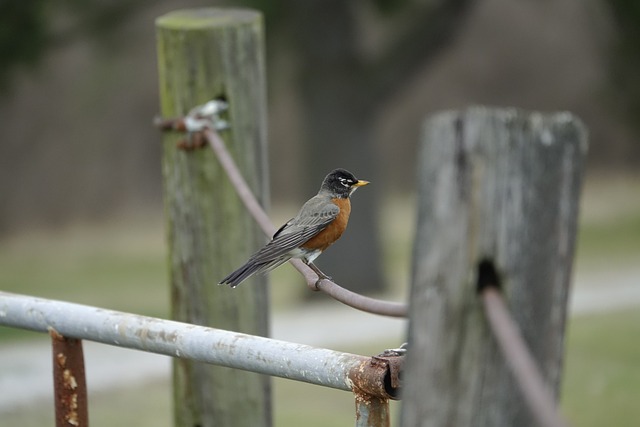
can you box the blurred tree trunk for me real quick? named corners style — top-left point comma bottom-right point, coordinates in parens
top-left (291, 0), bottom-right (382, 292)
top-left (288, 0), bottom-right (474, 293)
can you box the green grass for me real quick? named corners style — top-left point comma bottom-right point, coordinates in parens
top-left (1, 377), bottom-right (173, 427)
top-left (0, 219), bottom-right (169, 341)
top-left (575, 173), bottom-right (640, 268)
top-left (576, 212), bottom-right (640, 268)
top-left (562, 309), bottom-right (640, 427)
top-left (1, 173), bottom-right (639, 425)
top-left (3, 309), bottom-right (637, 427)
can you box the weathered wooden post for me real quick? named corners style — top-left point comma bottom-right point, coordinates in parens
top-left (401, 107), bottom-right (587, 426)
top-left (156, 9), bottom-right (271, 427)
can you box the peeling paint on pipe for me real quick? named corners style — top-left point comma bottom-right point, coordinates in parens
top-left (0, 291), bottom-right (403, 401)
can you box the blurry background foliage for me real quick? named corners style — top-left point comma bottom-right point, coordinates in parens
top-left (0, 0), bottom-right (639, 294)
top-left (1, 1), bottom-right (640, 426)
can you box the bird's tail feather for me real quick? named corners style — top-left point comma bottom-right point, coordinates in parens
top-left (219, 256), bottom-right (290, 288)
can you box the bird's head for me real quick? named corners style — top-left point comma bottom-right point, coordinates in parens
top-left (321, 168), bottom-right (369, 198)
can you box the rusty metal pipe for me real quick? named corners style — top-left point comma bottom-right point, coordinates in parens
top-left (1, 291), bottom-right (402, 401)
top-left (355, 393), bottom-right (390, 427)
top-left (350, 353), bottom-right (403, 426)
top-left (50, 328), bottom-right (88, 427)
top-left (348, 354), bottom-right (403, 400)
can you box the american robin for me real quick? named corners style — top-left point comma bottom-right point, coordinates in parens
top-left (219, 168), bottom-right (369, 287)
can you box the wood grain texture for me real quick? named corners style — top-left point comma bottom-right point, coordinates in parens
top-left (156, 9), bottom-right (271, 427)
top-left (401, 107), bottom-right (587, 427)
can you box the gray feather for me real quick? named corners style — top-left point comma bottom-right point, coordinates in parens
top-left (219, 194), bottom-right (339, 287)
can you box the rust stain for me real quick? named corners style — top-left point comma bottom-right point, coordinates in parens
top-left (63, 391), bottom-right (80, 426)
top-left (354, 390), bottom-right (391, 427)
top-left (63, 369), bottom-right (78, 390)
top-left (348, 354), bottom-right (403, 401)
top-left (56, 352), bottom-right (67, 367)
top-left (50, 329), bottom-right (88, 427)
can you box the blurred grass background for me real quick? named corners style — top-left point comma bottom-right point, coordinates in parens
top-left (2, 1), bottom-right (640, 425)
top-left (1, 172), bottom-right (639, 426)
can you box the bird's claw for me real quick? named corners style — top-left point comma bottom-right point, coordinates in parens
top-left (317, 272), bottom-right (332, 281)
top-left (307, 262), bottom-right (332, 284)
top-left (314, 273), bottom-right (332, 288)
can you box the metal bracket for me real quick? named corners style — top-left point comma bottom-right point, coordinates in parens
top-left (379, 342), bottom-right (408, 357)
top-left (183, 99), bottom-right (229, 132)
top-left (154, 98), bottom-right (229, 150)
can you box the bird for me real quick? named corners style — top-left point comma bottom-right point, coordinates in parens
top-left (219, 168), bottom-right (369, 288)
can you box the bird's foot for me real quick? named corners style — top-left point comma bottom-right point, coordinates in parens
top-left (306, 262), bottom-right (332, 283)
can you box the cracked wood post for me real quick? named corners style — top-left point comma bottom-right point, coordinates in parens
top-left (401, 107), bottom-right (588, 427)
top-left (156, 9), bottom-right (271, 427)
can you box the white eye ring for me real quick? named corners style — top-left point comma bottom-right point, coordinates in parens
top-left (338, 177), bottom-right (351, 188)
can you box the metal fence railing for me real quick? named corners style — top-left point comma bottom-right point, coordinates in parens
top-left (0, 102), bottom-right (578, 427)
top-left (0, 291), bottom-right (402, 427)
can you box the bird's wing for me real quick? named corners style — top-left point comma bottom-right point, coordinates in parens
top-left (249, 196), bottom-right (339, 262)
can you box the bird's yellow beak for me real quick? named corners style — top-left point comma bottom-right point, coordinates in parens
top-left (353, 180), bottom-right (370, 187)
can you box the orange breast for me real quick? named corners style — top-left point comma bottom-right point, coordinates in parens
top-left (302, 198), bottom-right (351, 252)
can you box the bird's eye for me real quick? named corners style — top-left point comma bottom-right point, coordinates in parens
top-left (338, 177), bottom-right (351, 188)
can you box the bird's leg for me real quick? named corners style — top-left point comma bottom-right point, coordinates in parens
top-left (305, 260), bottom-right (332, 282)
